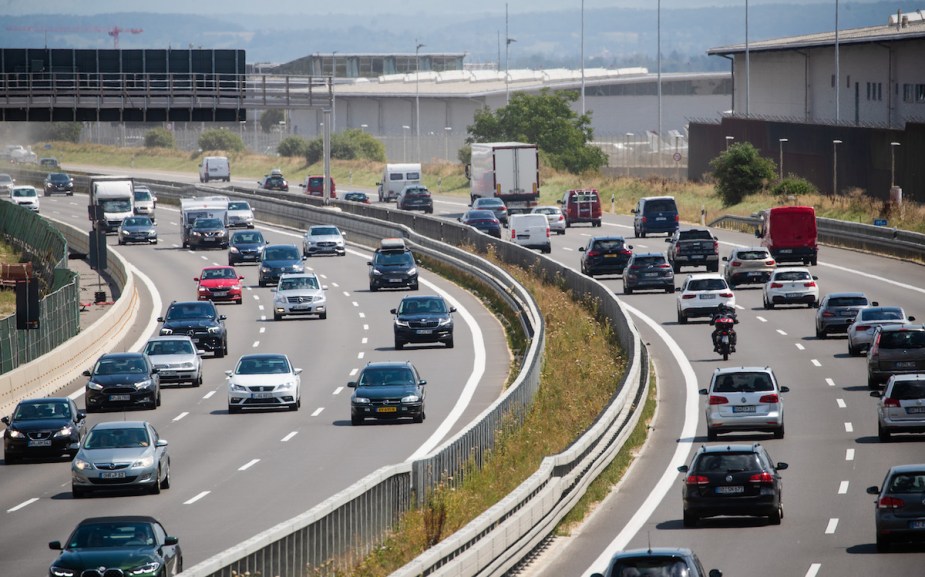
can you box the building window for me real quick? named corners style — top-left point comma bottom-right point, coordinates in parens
top-left (866, 82), bottom-right (871, 100)
top-left (877, 83), bottom-right (883, 101)
top-left (919, 84), bottom-right (925, 102)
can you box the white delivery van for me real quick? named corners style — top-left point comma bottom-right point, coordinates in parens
top-left (198, 156), bottom-right (231, 183)
top-left (508, 213), bottom-right (551, 254)
top-left (377, 163), bottom-right (421, 202)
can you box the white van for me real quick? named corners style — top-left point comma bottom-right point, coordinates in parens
top-left (377, 163), bottom-right (421, 202)
top-left (198, 156), bottom-right (231, 183)
top-left (509, 213), bottom-right (551, 254)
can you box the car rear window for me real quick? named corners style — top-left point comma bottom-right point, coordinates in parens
top-left (644, 199), bottom-right (676, 213)
top-left (879, 330), bottom-right (925, 349)
top-left (736, 250), bottom-right (769, 260)
top-left (888, 380), bottom-right (925, 400)
top-left (694, 452), bottom-right (761, 473)
top-left (591, 239), bottom-right (625, 252)
top-left (828, 296), bottom-right (869, 307)
top-left (889, 473), bottom-right (925, 493)
top-left (862, 308), bottom-right (904, 321)
top-left (773, 270), bottom-right (811, 281)
top-left (713, 372), bottom-right (774, 393)
top-left (632, 256), bottom-right (666, 266)
top-left (687, 278), bottom-right (727, 291)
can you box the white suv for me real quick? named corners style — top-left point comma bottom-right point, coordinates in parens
top-left (700, 366), bottom-right (789, 440)
top-left (676, 273), bottom-right (735, 324)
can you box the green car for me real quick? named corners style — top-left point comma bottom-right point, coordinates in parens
top-left (48, 516), bottom-right (182, 577)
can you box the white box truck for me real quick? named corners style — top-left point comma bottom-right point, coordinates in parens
top-left (469, 142), bottom-right (540, 214)
top-left (89, 175), bottom-right (134, 233)
top-left (180, 196), bottom-right (229, 248)
top-left (377, 163), bottom-right (422, 202)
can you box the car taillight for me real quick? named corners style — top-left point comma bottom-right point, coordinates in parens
top-left (804, 281), bottom-right (816, 287)
top-left (686, 475), bottom-right (710, 486)
top-left (770, 282), bottom-right (783, 288)
top-left (658, 263), bottom-right (671, 269)
top-left (546, 227), bottom-right (550, 238)
top-left (682, 294), bottom-right (696, 299)
top-left (879, 496), bottom-right (905, 509)
top-left (557, 214), bottom-right (564, 221)
top-left (766, 260), bottom-right (776, 265)
top-left (719, 292), bottom-right (733, 298)
top-left (708, 395), bottom-right (728, 405)
top-left (713, 240), bottom-right (718, 251)
top-left (749, 472), bottom-right (774, 484)
top-left (822, 311), bottom-right (834, 318)
top-left (620, 249), bottom-right (632, 255)
top-left (587, 250), bottom-right (601, 258)
top-left (510, 229), bottom-right (516, 237)
top-left (870, 334), bottom-right (881, 356)
top-left (854, 325), bottom-right (870, 332)
top-left (882, 397), bottom-right (901, 408)
top-left (731, 261), bottom-right (742, 267)
top-left (641, 216), bottom-right (647, 224)
top-left (759, 394), bottom-right (779, 403)
top-left (674, 214), bottom-right (680, 222)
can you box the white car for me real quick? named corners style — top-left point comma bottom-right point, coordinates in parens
top-left (847, 306), bottom-right (914, 356)
top-left (273, 272), bottom-right (327, 320)
top-left (227, 200), bottom-right (255, 229)
top-left (700, 366), bottom-right (789, 440)
top-left (133, 185), bottom-right (156, 220)
top-left (762, 267), bottom-right (819, 309)
top-left (0, 173), bottom-right (14, 194)
top-left (531, 205), bottom-right (566, 235)
top-left (675, 273), bottom-right (735, 324)
top-left (142, 336), bottom-right (203, 386)
top-left (302, 225), bottom-right (346, 257)
top-left (10, 185), bottom-right (40, 212)
top-left (227, 353), bottom-right (302, 413)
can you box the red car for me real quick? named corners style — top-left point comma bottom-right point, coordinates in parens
top-left (195, 266), bottom-right (244, 304)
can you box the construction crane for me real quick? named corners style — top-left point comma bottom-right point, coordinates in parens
top-left (5, 25), bottom-right (143, 49)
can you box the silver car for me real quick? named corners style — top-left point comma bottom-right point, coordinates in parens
top-left (847, 306), bottom-right (914, 356)
top-left (700, 366), bottom-right (789, 440)
top-left (302, 225), bottom-right (346, 257)
top-left (272, 272), bottom-right (327, 320)
top-left (71, 421), bottom-right (170, 498)
top-left (142, 336), bottom-right (204, 386)
top-left (866, 464), bottom-right (925, 551)
top-left (530, 205), bottom-right (566, 235)
top-left (227, 200), bottom-right (255, 229)
top-left (871, 374), bottom-right (925, 442)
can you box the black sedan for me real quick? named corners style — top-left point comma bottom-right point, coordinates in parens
top-left (49, 516), bottom-right (183, 577)
top-left (83, 352), bottom-right (161, 413)
top-left (348, 361), bottom-right (426, 425)
top-left (459, 210), bottom-right (502, 238)
top-left (2, 397), bottom-right (86, 463)
top-left (342, 191), bottom-right (371, 204)
top-left (258, 244), bottom-right (305, 286)
top-left (43, 172), bottom-right (74, 196)
top-left (391, 295), bottom-right (456, 349)
top-left (579, 236), bottom-right (633, 278)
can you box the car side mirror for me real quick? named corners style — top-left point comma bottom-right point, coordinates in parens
top-left (450, 306), bottom-right (457, 313)
top-left (347, 381), bottom-right (357, 388)
top-left (151, 368), bottom-right (159, 374)
top-left (49, 541), bottom-right (63, 551)
top-left (556, 199), bottom-right (564, 204)
top-left (627, 245), bottom-right (634, 250)
top-left (754, 229), bottom-right (763, 238)
top-left (698, 388), bottom-right (708, 395)
top-left (870, 390), bottom-right (882, 398)
top-left (0, 416), bottom-right (9, 426)
top-left (708, 570), bottom-right (723, 577)
top-left (390, 308), bottom-right (397, 314)
top-left (779, 386), bottom-right (790, 393)
top-left (664, 238), bottom-right (671, 243)
top-left (578, 247), bottom-right (585, 252)
top-left (909, 316), bottom-right (916, 321)
top-left (419, 379), bottom-right (427, 386)
top-left (457, 217), bottom-right (462, 222)
top-left (775, 462), bottom-right (789, 470)
top-left (812, 276), bottom-right (819, 280)
top-left (631, 209), bottom-right (638, 214)
top-left (157, 317), bottom-right (165, 322)
top-left (164, 536), bottom-right (179, 546)
top-left (224, 370), bottom-right (233, 377)
top-left (722, 256), bottom-right (729, 261)
top-left (76, 410), bottom-right (87, 420)
top-left (367, 261), bottom-right (373, 266)
top-left (675, 286), bottom-right (681, 292)
top-left (193, 277), bottom-right (200, 282)
top-left (82, 369), bottom-right (92, 377)
top-left (197, 350), bottom-right (206, 356)
top-left (239, 276), bottom-right (245, 280)
top-left (302, 255), bottom-right (307, 260)
top-left (677, 465), bottom-right (689, 473)
top-left (866, 486), bottom-right (880, 495)
top-left (294, 368), bottom-right (303, 375)
top-left (219, 315), bottom-right (227, 321)
top-left (871, 301), bottom-right (879, 307)
top-left (156, 439), bottom-right (168, 447)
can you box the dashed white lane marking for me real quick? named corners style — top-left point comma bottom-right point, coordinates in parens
top-left (795, 343), bottom-right (805, 350)
top-left (7, 498), bottom-right (38, 512)
top-left (734, 304), bottom-right (744, 310)
top-left (838, 481), bottom-right (849, 494)
top-left (836, 399), bottom-right (846, 408)
top-left (352, 301), bottom-right (359, 307)
top-left (245, 287), bottom-right (252, 291)
top-left (363, 324), bottom-right (369, 331)
top-left (184, 491), bottom-right (210, 504)
top-left (212, 262), bottom-right (220, 267)
top-left (311, 408), bottom-right (324, 417)
top-left (344, 291), bottom-right (351, 297)
top-left (172, 244), bottom-right (180, 248)
top-left (200, 255), bottom-right (208, 260)
top-left (173, 412), bottom-right (189, 422)
top-left (259, 327), bottom-right (265, 334)
top-left (805, 563), bottom-right (821, 577)
top-left (239, 459), bottom-right (260, 471)
top-left (844, 422), bottom-right (854, 433)
top-left (260, 315), bottom-right (266, 321)
top-left (258, 305), bottom-right (264, 311)
top-left (333, 386), bottom-right (344, 395)
top-left (252, 341), bottom-right (260, 348)
top-left (331, 282), bottom-right (339, 288)
top-left (281, 432), bottom-right (298, 442)
top-left (825, 518), bottom-right (839, 534)
top-left (776, 329), bottom-right (787, 335)
top-left (359, 312), bottom-right (366, 318)
top-left (203, 391), bottom-right (216, 399)
top-left (562, 247), bottom-right (574, 252)
top-left (357, 352), bottom-right (365, 359)
top-left (756, 316), bottom-right (768, 323)
top-left (349, 368), bottom-right (358, 377)
top-left (361, 337), bottom-right (368, 344)
top-left (811, 359), bottom-right (822, 367)
top-left (252, 295), bottom-right (259, 301)
top-left (846, 449), bottom-right (855, 461)
top-left (826, 378), bottom-right (836, 387)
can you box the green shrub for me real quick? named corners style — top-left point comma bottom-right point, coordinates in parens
top-left (277, 136), bottom-right (307, 157)
top-left (709, 142), bottom-right (776, 206)
top-left (198, 129), bottom-right (244, 153)
top-left (771, 175), bottom-right (817, 198)
top-left (301, 129), bottom-right (387, 165)
top-left (144, 128), bottom-right (175, 149)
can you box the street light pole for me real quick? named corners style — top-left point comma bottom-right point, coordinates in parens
top-left (657, 0), bottom-right (662, 167)
top-left (832, 139), bottom-right (842, 195)
top-left (580, 0), bottom-right (585, 116)
top-left (331, 50), bottom-right (338, 133)
top-left (624, 132), bottom-right (633, 178)
top-left (402, 125), bottom-right (410, 162)
top-left (890, 141), bottom-right (901, 188)
top-left (415, 42), bottom-right (425, 164)
top-left (725, 135), bottom-right (734, 150)
top-left (778, 138), bottom-right (788, 180)
top-left (444, 126), bottom-right (452, 162)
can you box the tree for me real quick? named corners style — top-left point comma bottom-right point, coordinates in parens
top-left (301, 129), bottom-right (387, 165)
top-left (260, 109), bottom-right (286, 133)
top-left (278, 136), bottom-right (307, 157)
top-left (709, 142), bottom-right (776, 206)
top-left (198, 129), bottom-right (244, 153)
top-left (144, 128), bottom-right (175, 149)
top-left (466, 89), bottom-right (606, 174)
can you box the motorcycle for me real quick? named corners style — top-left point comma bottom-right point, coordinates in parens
top-left (710, 306), bottom-right (738, 360)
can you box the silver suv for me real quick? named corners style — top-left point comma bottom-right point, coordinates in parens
top-left (871, 374), bottom-right (925, 442)
top-left (272, 273), bottom-right (327, 320)
top-left (700, 366), bottom-right (789, 440)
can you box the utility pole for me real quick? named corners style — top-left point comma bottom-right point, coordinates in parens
top-left (415, 41), bottom-right (425, 164)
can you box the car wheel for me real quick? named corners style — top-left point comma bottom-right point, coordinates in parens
top-left (228, 405), bottom-right (241, 414)
top-left (639, 230), bottom-right (647, 238)
top-left (236, 298), bottom-right (242, 305)
top-left (160, 462), bottom-right (171, 490)
top-left (664, 286), bottom-right (674, 294)
top-left (71, 485), bottom-right (87, 499)
top-left (289, 398), bottom-right (300, 412)
top-left (677, 310), bottom-right (687, 324)
top-left (273, 312), bottom-right (282, 321)
top-left (258, 280), bottom-right (266, 288)
top-left (708, 262), bottom-right (719, 273)
top-left (816, 326), bottom-right (826, 339)
top-left (446, 338), bottom-right (454, 349)
top-left (557, 230), bottom-right (565, 235)
top-left (395, 339), bottom-right (404, 350)
top-left (707, 427), bottom-right (717, 441)
top-left (369, 284), bottom-right (378, 292)
top-left (155, 390), bottom-right (161, 408)
top-left (150, 469), bottom-right (162, 494)
top-left (351, 415), bottom-right (363, 426)
top-left (623, 285), bottom-right (632, 295)
top-left (848, 342), bottom-right (859, 356)
top-left (773, 425), bottom-right (785, 439)
top-left (195, 374), bottom-right (203, 387)
top-left (319, 312), bottom-right (327, 320)
top-left (878, 422), bottom-right (891, 442)
top-left (215, 345), bottom-right (225, 359)
top-left (682, 510), bottom-right (698, 528)
top-left (5, 454), bottom-right (19, 465)
top-left (768, 505), bottom-right (782, 525)
top-left (413, 411), bottom-right (424, 424)
top-left (672, 263), bottom-right (681, 274)
top-left (876, 534), bottom-right (891, 552)
top-left (411, 283), bottom-right (419, 291)
top-left (543, 246), bottom-right (552, 254)
top-left (117, 239), bottom-right (124, 245)
top-left (868, 374), bottom-right (878, 389)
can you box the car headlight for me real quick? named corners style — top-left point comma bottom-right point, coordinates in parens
top-left (198, 287), bottom-right (209, 293)
top-left (192, 231), bottom-right (202, 237)
top-left (408, 267), bottom-right (418, 276)
top-left (232, 284), bottom-right (242, 291)
top-left (132, 455), bottom-right (155, 468)
top-left (160, 328), bottom-right (173, 335)
top-left (353, 397), bottom-right (370, 405)
top-left (134, 379), bottom-right (154, 390)
top-left (54, 426), bottom-right (74, 438)
top-left (180, 361), bottom-right (195, 369)
top-left (216, 231), bottom-right (226, 237)
top-left (127, 561), bottom-right (161, 576)
top-left (7, 429), bottom-right (24, 438)
top-left (72, 457), bottom-right (93, 471)
top-left (438, 317), bottom-right (452, 327)
top-left (207, 326), bottom-right (221, 334)
top-left (261, 266), bottom-right (271, 273)
top-left (401, 394), bottom-right (421, 403)
top-left (120, 230), bottom-right (130, 236)
top-left (49, 565), bottom-right (77, 577)
top-left (87, 381), bottom-right (103, 391)
top-left (230, 383), bottom-right (248, 393)
top-left (293, 264), bottom-right (304, 272)
top-left (229, 247), bottom-right (240, 254)
top-left (395, 320), bottom-right (411, 328)
top-left (277, 380), bottom-right (295, 391)
top-left (371, 269), bottom-right (382, 276)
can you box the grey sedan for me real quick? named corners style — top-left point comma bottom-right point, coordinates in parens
top-left (71, 421), bottom-right (170, 498)
top-left (142, 336), bottom-right (204, 386)
top-left (866, 463), bottom-right (925, 551)
top-left (815, 292), bottom-right (871, 338)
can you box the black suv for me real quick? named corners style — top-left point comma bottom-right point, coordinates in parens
top-left (678, 443), bottom-right (788, 527)
top-left (396, 185), bottom-right (434, 214)
top-left (348, 361), bottom-right (426, 425)
top-left (368, 245), bottom-right (418, 291)
top-left (622, 252), bottom-right (675, 294)
top-left (391, 295), bottom-right (456, 349)
top-left (43, 172), bottom-right (74, 196)
top-left (157, 301), bottom-right (228, 357)
top-left (187, 217), bottom-right (228, 250)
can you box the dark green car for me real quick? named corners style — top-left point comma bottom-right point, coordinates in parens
top-left (49, 516), bottom-right (182, 577)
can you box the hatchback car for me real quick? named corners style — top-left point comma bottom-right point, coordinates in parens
top-left (700, 367), bottom-right (789, 440)
top-left (258, 244), bottom-right (305, 287)
top-left (531, 205), bottom-right (566, 234)
top-left (71, 421), bottom-right (170, 497)
top-left (117, 216), bottom-right (158, 245)
top-left (579, 236), bottom-right (633, 278)
top-left (227, 353), bottom-right (302, 413)
top-left (867, 325), bottom-right (925, 388)
top-left (157, 300), bottom-right (228, 358)
top-left (391, 295), bottom-right (455, 349)
top-left (348, 361), bottom-right (426, 425)
top-left (368, 245), bottom-right (418, 291)
top-left (622, 252), bottom-right (675, 294)
top-left (459, 209), bottom-right (502, 238)
top-left (49, 516), bottom-right (182, 576)
top-left (762, 267), bottom-right (819, 309)
top-left (195, 265), bottom-right (244, 304)
top-left (722, 246), bottom-right (775, 287)
top-left (676, 274), bottom-right (735, 324)
top-left (227, 200), bottom-right (255, 229)
top-left (343, 191), bottom-right (371, 204)
top-left (10, 185), bottom-right (40, 212)
top-left (815, 292), bottom-right (871, 338)
top-left (43, 172), bottom-right (74, 196)
top-left (678, 443), bottom-right (788, 527)
top-left (396, 184), bottom-right (434, 213)
top-left (83, 353), bottom-right (161, 413)
top-left (257, 169), bottom-right (288, 192)
top-left (142, 336), bottom-right (203, 387)
top-left (132, 185), bottom-right (156, 220)
top-left (866, 464), bottom-right (925, 551)
top-left (302, 225), bottom-right (346, 257)
top-left (848, 306), bottom-right (914, 356)
top-left (228, 229), bottom-right (267, 266)
top-left (471, 197), bottom-right (509, 226)
top-left (187, 217), bottom-right (228, 250)
top-left (2, 398), bottom-right (85, 463)
top-left (871, 374), bottom-right (925, 442)
top-left (273, 272), bottom-right (327, 320)
top-left (590, 547), bottom-right (721, 577)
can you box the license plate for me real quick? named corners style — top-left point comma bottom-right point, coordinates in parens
top-left (604, 254), bottom-right (617, 258)
top-left (733, 406), bottom-right (756, 413)
top-left (779, 249), bottom-right (793, 253)
top-left (109, 394), bottom-right (130, 401)
top-left (691, 254), bottom-right (704, 259)
top-left (699, 294), bottom-right (716, 299)
top-left (159, 371), bottom-right (176, 377)
top-left (907, 407), bottom-right (925, 414)
top-left (416, 329), bottom-right (433, 335)
top-left (377, 406), bottom-right (398, 413)
top-left (748, 272), bottom-right (762, 277)
top-left (786, 292), bottom-right (802, 298)
top-left (910, 520), bottom-right (925, 529)
top-left (101, 472), bottom-right (126, 479)
top-left (896, 361), bottom-right (917, 369)
top-left (716, 486), bottom-right (744, 494)
top-left (252, 392), bottom-right (273, 399)
top-left (203, 238), bottom-right (217, 242)
top-left (292, 304), bottom-right (311, 311)
top-left (213, 290), bottom-right (227, 296)
top-left (28, 439), bottom-right (52, 447)
top-left (656, 217), bottom-right (666, 221)
top-left (643, 273), bottom-right (658, 278)
top-left (388, 279), bottom-right (402, 283)
top-left (721, 335), bottom-right (730, 343)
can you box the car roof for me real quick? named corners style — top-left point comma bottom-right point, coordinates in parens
top-left (98, 352), bottom-right (147, 360)
top-left (363, 361), bottom-right (415, 370)
top-left (773, 266), bottom-right (811, 272)
top-left (606, 547), bottom-right (695, 559)
top-left (89, 421), bottom-right (149, 431)
top-left (641, 195), bottom-right (676, 201)
top-left (590, 236), bottom-right (626, 241)
top-left (201, 265), bottom-right (235, 271)
top-left (146, 335), bottom-right (195, 342)
top-left (712, 366), bottom-right (773, 376)
top-left (886, 463), bottom-right (925, 475)
top-left (630, 252), bottom-right (666, 258)
top-left (400, 295), bottom-right (443, 302)
top-left (685, 273), bottom-right (724, 280)
top-left (877, 324), bottom-right (925, 332)
top-left (168, 299), bottom-right (217, 310)
top-left (696, 443), bottom-right (763, 454)
top-left (238, 353), bottom-right (289, 362)
top-left (887, 373), bottom-right (925, 382)
top-left (77, 515), bottom-right (160, 526)
top-left (279, 272), bottom-right (318, 280)
top-left (18, 397), bottom-right (70, 405)
top-left (264, 243), bottom-right (299, 250)
top-left (824, 292), bottom-right (867, 298)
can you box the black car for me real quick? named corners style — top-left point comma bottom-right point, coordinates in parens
top-left (348, 361), bottom-right (426, 425)
top-left (258, 244), bottom-right (305, 286)
top-left (368, 245), bottom-right (418, 291)
top-left (157, 300), bottom-right (228, 357)
top-left (2, 398), bottom-right (86, 463)
top-left (83, 353), bottom-right (161, 413)
top-left (228, 230), bottom-right (267, 266)
top-left (678, 443), bottom-right (788, 527)
top-left (396, 185), bottom-right (434, 214)
top-left (43, 172), bottom-right (74, 196)
top-left (257, 170), bottom-right (289, 192)
top-left (815, 292), bottom-right (872, 338)
top-left (459, 209), bottom-right (502, 238)
top-left (117, 216), bottom-right (158, 245)
top-left (622, 252), bottom-right (675, 294)
top-left (187, 217), bottom-right (228, 250)
top-left (391, 295), bottom-right (456, 349)
top-left (343, 191), bottom-right (370, 204)
top-left (579, 236), bottom-right (634, 278)
top-left (49, 516), bottom-right (183, 577)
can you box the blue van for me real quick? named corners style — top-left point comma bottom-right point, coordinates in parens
top-left (632, 196), bottom-right (679, 238)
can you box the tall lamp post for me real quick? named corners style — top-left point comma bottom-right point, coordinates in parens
top-left (624, 132), bottom-right (633, 178)
top-left (778, 138), bottom-right (788, 180)
top-left (402, 125), bottom-right (410, 162)
top-left (725, 135), bottom-right (734, 150)
top-left (832, 139), bottom-right (842, 195)
top-left (444, 126), bottom-right (452, 162)
top-left (505, 3), bottom-right (515, 104)
top-left (415, 42), bottom-right (425, 164)
top-left (580, 0), bottom-right (585, 115)
top-left (890, 141), bottom-right (901, 187)
top-left (331, 50), bottom-right (338, 133)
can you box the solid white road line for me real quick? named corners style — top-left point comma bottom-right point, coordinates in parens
top-left (281, 432), bottom-right (298, 442)
top-left (238, 459), bottom-right (260, 471)
top-left (184, 491), bottom-right (210, 505)
top-left (173, 412), bottom-right (189, 422)
top-left (825, 518), bottom-right (839, 534)
top-left (838, 481), bottom-right (849, 494)
top-left (846, 449), bottom-right (855, 461)
top-left (805, 563), bottom-right (822, 577)
top-left (311, 408), bottom-right (323, 417)
top-left (836, 399), bottom-right (846, 408)
top-left (7, 498), bottom-right (38, 512)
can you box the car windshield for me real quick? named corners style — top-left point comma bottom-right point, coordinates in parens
top-left (235, 356), bottom-right (291, 375)
top-left (862, 308), bottom-right (904, 321)
top-left (233, 232), bottom-right (263, 244)
top-left (309, 227), bottom-right (340, 236)
top-left (879, 330), bottom-right (925, 349)
top-left (695, 452), bottom-right (761, 473)
top-left (358, 368), bottom-right (416, 387)
top-left (466, 210), bottom-right (496, 220)
top-left (228, 201), bottom-right (250, 211)
top-left (133, 190), bottom-right (152, 201)
top-left (201, 268), bottom-right (237, 280)
top-left (773, 270), bottom-right (811, 281)
top-left (12, 188), bottom-right (35, 197)
top-left (828, 296), bottom-right (868, 307)
top-left (264, 247), bottom-right (299, 261)
top-left (145, 340), bottom-right (194, 356)
top-left (193, 218), bottom-right (223, 229)
top-left (94, 357), bottom-right (148, 375)
top-left (736, 250), bottom-right (769, 260)
top-left (889, 380), bottom-right (925, 400)
top-left (610, 558), bottom-right (691, 577)
top-left (533, 207), bottom-right (559, 215)
top-left (888, 473), bottom-right (925, 493)
top-left (68, 522), bottom-right (154, 549)
top-left (84, 427), bottom-right (150, 450)
top-left (123, 217), bottom-right (151, 227)
top-left (713, 372), bottom-right (774, 393)
top-left (400, 299), bottom-right (447, 314)
top-left (632, 256), bottom-right (666, 267)
top-left (166, 303), bottom-right (215, 320)
top-left (687, 278), bottom-right (727, 291)
top-left (48, 173), bottom-right (69, 182)
top-left (14, 401), bottom-right (69, 420)
top-left (591, 239), bottom-right (624, 252)
top-left (376, 252), bottom-right (413, 266)
top-left (279, 276), bottom-right (319, 291)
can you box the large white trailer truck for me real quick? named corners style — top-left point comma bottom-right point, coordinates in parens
top-left (469, 142), bottom-right (540, 214)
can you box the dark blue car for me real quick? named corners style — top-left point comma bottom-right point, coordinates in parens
top-left (459, 209), bottom-right (502, 238)
top-left (258, 244), bottom-right (305, 286)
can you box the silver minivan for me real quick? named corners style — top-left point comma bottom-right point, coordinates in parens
top-left (508, 213), bottom-right (551, 254)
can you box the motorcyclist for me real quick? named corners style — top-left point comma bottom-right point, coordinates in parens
top-left (710, 304), bottom-right (739, 353)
